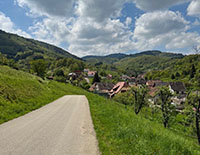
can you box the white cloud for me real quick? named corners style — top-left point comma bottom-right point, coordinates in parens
top-left (67, 18), bottom-right (134, 56)
top-left (0, 12), bottom-right (30, 38)
top-left (76, 0), bottom-right (125, 22)
top-left (134, 11), bottom-right (189, 38)
top-left (193, 19), bottom-right (200, 26)
top-left (132, 0), bottom-right (190, 12)
top-left (125, 17), bottom-right (132, 27)
top-left (15, 0), bottom-right (75, 17)
top-left (29, 17), bottom-right (73, 46)
top-left (14, 0), bottom-right (200, 56)
top-left (133, 11), bottom-right (200, 51)
top-left (187, 0), bottom-right (200, 17)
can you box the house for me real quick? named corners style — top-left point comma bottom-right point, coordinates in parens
top-left (146, 80), bottom-right (160, 88)
top-left (128, 77), bottom-right (137, 86)
top-left (68, 72), bottom-right (77, 80)
top-left (107, 74), bottom-right (113, 80)
top-left (121, 75), bottom-right (131, 81)
top-left (74, 71), bottom-right (82, 77)
top-left (84, 77), bottom-right (90, 83)
top-left (88, 71), bottom-right (96, 77)
top-left (169, 82), bottom-right (186, 94)
top-left (84, 69), bottom-right (90, 73)
top-left (171, 94), bottom-right (186, 111)
top-left (155, 81), bottom-right (168, 87)
top-left (137, 74), bottom-right (146, 79)
top-left (147, 80), bottom-right (169, 103)
top-left (47, 76), bottom-right (54, 80)
top-left (136, 78), bottom-right (146, 86)
top-left (89, 82), bottom-right (114, 97)
top-left (146, 80), bottom-right (168, 88)
top-left (109, 82), bottom-right (130, 97)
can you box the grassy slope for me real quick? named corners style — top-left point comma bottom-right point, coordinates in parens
top-left (89, 96), bottom-right (200, 155)
top-left (0, 65), bottom-right (200, 154)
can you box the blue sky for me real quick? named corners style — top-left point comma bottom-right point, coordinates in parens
top-left (0, 0), bottom-right (200, 56)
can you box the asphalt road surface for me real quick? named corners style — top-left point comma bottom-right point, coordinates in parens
top-left (0, 95), bottom-right (100, 155)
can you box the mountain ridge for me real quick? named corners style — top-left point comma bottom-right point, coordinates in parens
top-left (0, 29), bottom-right (80, 60)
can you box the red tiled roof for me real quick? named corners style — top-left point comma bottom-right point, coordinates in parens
top-left (110, 82), bottom-right (129, 96)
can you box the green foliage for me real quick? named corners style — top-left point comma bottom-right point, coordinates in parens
top-left (157, 87), bottom-right (175, 128)
top-left (115, 52), bottom-right (182, 76)
top-left (146, 54), bottom-right (200, 90)
top-left (92, 72), bottom-right (101, 84)
top-left (131, 87), bottom-right (148, 114)
top-left (113, 91), bottom-right (134, 107)
top-left (30, 59), bottom-right (48, 78)
top-left (54, 69), bottom-right (65, 77)
top-left (186, 91), bottom-right (200, 144)
top-left (190, 64), bottom-right (196, 79)
top-left (171, 74), bottom-right (175, 79)
top-left (175, 72), bottom-right (180, 77)
top-left (79, 79), bottom-right (90, 90)
top-left (0, 53), bottom-right (18, 69)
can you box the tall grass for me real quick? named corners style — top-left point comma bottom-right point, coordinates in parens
top-left (87, 95), bottom-right (200, 154)
top-left (0, 66), bottom-right (77, 124)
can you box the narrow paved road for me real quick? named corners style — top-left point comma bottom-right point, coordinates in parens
top-left (0, 95), bottom-right (100, 155)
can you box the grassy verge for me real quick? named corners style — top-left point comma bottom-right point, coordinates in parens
top-left (0, 65), bottom-right (200, 154)
top-left (0, 66), bottom-right (78, 123)
top-left (86, 94), bottom-right (200, 155)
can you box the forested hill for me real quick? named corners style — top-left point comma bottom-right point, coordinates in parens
top-left (83, 50), bottom-right (184, 76)
top-left (0, 30), bottom-right (79, 60)
top-left (83, 50), bottom-right (184, 64)
top-left (145, 54), bottom-right (200, 90)
top-left (82, 53), bottom-right (127, 64)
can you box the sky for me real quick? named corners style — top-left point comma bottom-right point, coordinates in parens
top-left (0, 0), bottom-right (200, 57)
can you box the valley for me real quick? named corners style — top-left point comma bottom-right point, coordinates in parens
top-left (0, 30), bottom-right (200, 154)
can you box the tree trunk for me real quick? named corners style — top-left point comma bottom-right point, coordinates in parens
top-left (135, 103), bottom-right (143, 115)
top-left (196, 100), bottom-right (200, 144)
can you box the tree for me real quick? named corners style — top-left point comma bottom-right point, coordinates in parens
top-left (171, 74), bottom-right (175, 80)
top-left (131, 87), bottom-right (147, 115)
top-left (157, 87), bottom-right (175, 128)
top-left (187, 91), bottom-right (200, 144)
top-left (114, 91), bottom-right (134, 108)
top-left (0, 53), bottom-right (9, 65)
top-left (190, 64), bottom-right (196, 79)
top-left (79, 79), bottom-right (90, 90)
top-left (69, 63), bottom-right (79, 72)
top-left (175, 72), bottom-right (180, 77)
top-left (54, 69), bottom-right (65, 77)
top-left (92, 72), bottom-right (100, 84)
top-left (193, 45), bottom-right (200, 54)
top-left (30, 59), bottom-right (48, 78)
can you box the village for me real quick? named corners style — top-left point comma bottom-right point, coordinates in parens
top-left (67, 68), bottom-right (187, 112)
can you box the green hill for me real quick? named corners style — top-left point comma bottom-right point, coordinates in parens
top-left (83, 50), bottom-right (184, 76)
top-left (115, 51), bottom-right (184, 76)
top-left (0, 65), bottom-right (199, 154)
top-left (82, 53), bottom-right (127, 64)
top-left (0, 29), bottom-right (79, 60)
top-left (145, 54), bottom-right (200, 89)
